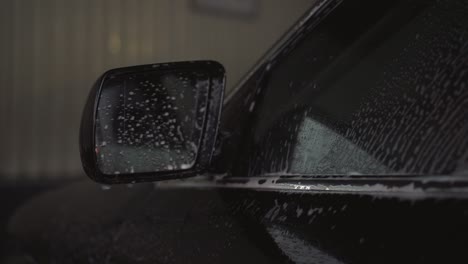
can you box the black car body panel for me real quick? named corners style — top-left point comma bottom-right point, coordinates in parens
top-left (6, 180), bottom-right (468, 263)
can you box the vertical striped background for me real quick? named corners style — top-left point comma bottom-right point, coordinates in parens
top-left (0, 0), bottom-right (313, 181)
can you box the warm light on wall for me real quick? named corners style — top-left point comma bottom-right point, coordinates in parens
top-left (108, 32), bottom-right (121, 55)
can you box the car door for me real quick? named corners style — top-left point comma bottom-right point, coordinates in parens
top-left (214, 0), bottom-right (468, 262)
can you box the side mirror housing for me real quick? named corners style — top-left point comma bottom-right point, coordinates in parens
top-left (80, 61), bottom-right (225, 184)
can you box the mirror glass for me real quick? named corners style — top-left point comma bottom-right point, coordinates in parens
top-left (95, 69), bottom-right (209, 175)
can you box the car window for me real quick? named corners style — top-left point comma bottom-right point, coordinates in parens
top-left (236, 0), bottom-right (468, 177)
top-left (290, 117), bottom-right (389, 175)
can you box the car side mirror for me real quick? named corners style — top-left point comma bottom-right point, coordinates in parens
top-left (80, 61), bottom-right (225, 184)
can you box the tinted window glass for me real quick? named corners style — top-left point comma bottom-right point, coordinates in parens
top-left (240, 0), bottom-right (468, 177)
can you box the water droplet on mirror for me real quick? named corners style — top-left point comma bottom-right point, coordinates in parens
top-left (180, 164), bottom-right (191, 169)
top-left (249, 102), bottom-right (255, 112)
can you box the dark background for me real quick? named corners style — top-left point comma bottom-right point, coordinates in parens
top-left (0, 0), bottom-right (315, 182)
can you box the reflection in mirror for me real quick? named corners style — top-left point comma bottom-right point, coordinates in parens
top-left (95, 69), bottom-right (209, 175)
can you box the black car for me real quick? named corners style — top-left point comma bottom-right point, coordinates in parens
top-left (5, 0), bottom-right (468, 263)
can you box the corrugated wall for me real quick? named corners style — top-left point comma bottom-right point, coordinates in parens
top-left (0, 0), bottom-right (313, 181)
